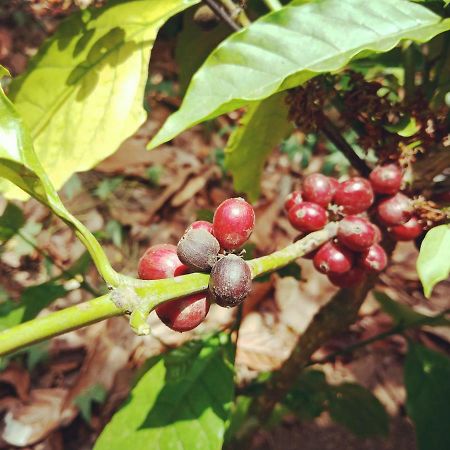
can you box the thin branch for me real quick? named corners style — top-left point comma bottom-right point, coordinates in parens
top-left (203, 0), bottom-right (241, 31)
top-left (0, 223), bottom-right (338, 356)
top-left (319, 114), bottom-right (371, 177)
top-left (220, 0), bottom-right (251, 27)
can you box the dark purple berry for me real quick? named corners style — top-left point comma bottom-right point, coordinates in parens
top-left (177, 229), bottom-right (220, 272)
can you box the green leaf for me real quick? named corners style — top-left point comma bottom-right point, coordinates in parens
top-left (374, 291), bottom-right (450, 327)
top-left (7, 0), bottom-right (200, 195)
top-left (0, 84), bottom-right (118, 284)
top-left (417, 224), bottom-right (450, 298)
top-left (224, 93), bottom-right (292, 201)
top-left (405, 343), bottom-right (450, 450)
top-left (328, 383), bottom-right (389, 438)
top-left (148, 0), bottom-right (450, 149)
top-left (74, 383), bottom-right (107, 422)
top-left (0, 282), bottom-right (67, 332)
top-left (94, 177), bottom-right (123, 200)
top-left (0, 202), bottom-right (24, 242)
top-left (94, 334), bottom-right (234, 450)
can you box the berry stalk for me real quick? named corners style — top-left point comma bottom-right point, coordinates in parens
top-left (0, 223), bottom-right (338, 355)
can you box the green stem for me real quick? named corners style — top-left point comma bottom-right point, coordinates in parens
top-left (220, 0), bottom-right (251, 27)
top-left (0, 294), bottom-right (120, 355)
top-left (0, 223), bottom-right (338, 355)
top-left (262, 0), bottom-right (282, 11)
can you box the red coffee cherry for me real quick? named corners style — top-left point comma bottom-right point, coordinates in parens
top-left (328, 267), bottom-right (366, 288)
top-left (334, 177), bottom-right (374, 214)
top-left (177, 229), bottom-right (220, 271)
top-left (138, 244), bottom-right (209, 332)
top-left (288, 202), bottom-right (328, 232)
top-left (369, 163), bottom-right (402, 195)
top-left (155, 293), bottom-right (210, 333)
top-left (186, 220), bottom-right (213, 234)
top-left (377, 192), bottom-right (412, 225)
top-left (371, 223), bottom-right (383, 243)
top-left (209, 254), bottom-right (252, 308)
top-left (213, 198), bottom-right (255, 250)
top-left (337, 215), bottom-right (376, 251)
top-left (302, 173), bottom-right (334, 208)
top-left (284, 190), bottom-right (303, 212)
top-left (138, 244), bottom-right (188, 280)
top-left (313, 241), bottom-right (354, 274)
top-left (389, 216), bottom-right (423, 241)
top-left (357, 243), bottom-right (388, 272)
top-left (329, 177), bottom-right (340, 197)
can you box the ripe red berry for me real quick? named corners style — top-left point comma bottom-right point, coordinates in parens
top-left (328, 267), bottom-right (366, 288)
top-left (209, 254), bottom-right (252, 308)
top-left (302, 173), bottom-right (334, 208)
top-left (155, 293), bottom-right (210, 332)
top-left (371, 223), bottom-right (383, 243)
top-left (288, 202), bottom-right (328, 232)
top-left (138, 244), bottom-right (209, 332)
top-left (313, 241), bottom-right (354, 274)
top-left (138, 244), bottom-right (188, 280)
top-left (377, 192), bottom-right (412, 226)
top-left (329, 177), bottom-right (340, 197)
top-left (213, 198), bottom-right (255, 250)
top-left (357, 244), bottom-right (388, 272)
top-left (389, 216), bottom-right (423, 241)
top-left (369, 163), bottom-right (402, 195)
top-left (186, 220), bottom-right (213, 234)
top-left (284, 190), bottom-right (303, 212)
top-left (334, 177), bottom-right (374, 214)
top-left (177, 229), bottom-right (220, 271)
top-left (337, 216), bottom-right (376, 251)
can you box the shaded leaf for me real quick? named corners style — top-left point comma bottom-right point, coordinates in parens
top-left (405, 343), bottom-right (450, 450)
top-left (94, 334), bottom-right (234, 450)
top-left (417, 224), bottom-right (450, 298)
top-left (374, 291), bottom-right (450, 327)
top-left (224, 93), bottom-right (292, 201)
top-left (0, 202), bottom-right (24, 242)
top-left (148, 0), bottom-right (450, 149)
top-left (74, 384), bottom-right (107, 422)
top-left (328, 383), bottom-right (389, 438)
top-left (7, 0), bottom-right (199, 194)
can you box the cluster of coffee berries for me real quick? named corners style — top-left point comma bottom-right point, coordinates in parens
top-left (137, 198), bottom-right (255, 332)
top-left (284, 164), bottom-right (423, 288)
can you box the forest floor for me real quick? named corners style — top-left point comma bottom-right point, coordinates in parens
top-left (0, 3), bottom-right (449, 449)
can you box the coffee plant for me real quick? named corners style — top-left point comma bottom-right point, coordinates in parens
top-left (0, 0), bottom-right (449, 449)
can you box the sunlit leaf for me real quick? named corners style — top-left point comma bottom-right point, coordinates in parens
top-left (417, 224), bottom-right (450, 298)
top-left (6, 0), bottom-right (199, 195)
top-left (148, 0), bottom-right (450, 149)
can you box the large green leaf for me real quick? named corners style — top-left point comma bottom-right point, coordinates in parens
top-left (0, 202), bottom-right (24, 242)
top-left (224, 92), bottom-right (292, 201)
top-left (417, 224), bottom-right (450, 298)
top-left (0, 81), bottom-right (118, 285)
top-left (94, 334), bottom-right (234, 450)
top-left (405, 343), bottom-right (450, 450)
top-left (148, 0), bottom-right (450, 149)
top-left (5, 0), bottom-right (199, 195)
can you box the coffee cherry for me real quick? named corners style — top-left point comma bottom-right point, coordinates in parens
top-left (288, 202), bottom-right (328, 232)
top-left (313, 241), bottom-right (354, 274)
top-left (302, 173), bottom-right (334, 208)
top-left (369, 163), bottom-right (402, 195)
top-left (138, 244), bottom-right (209, 331)
top-left (213, 198), bottom-right (255, 250)
top-left (138, 244), bottom-right (188, 280)
top-left (209, 254), bottom-right (252, 308)
top-left (177, 229), bottom-right (220, 272)
top-left (372, 223), bottom-right (383, 243)
top-left (334, 177), bottom-right (374, 214)
top-left (389, 216), bottom-right (423, 241)
top-left (284, 190), bottom-right (303, 212)
top-left (357, 243), bottom-right (388, 272)
top-left (329, 177), bottom-right (340, 197)
top-left (186, 220), bottom-right (213, 234)
top-left (328, 267), bottom-right (366, 288)
top-left (337, 216), bottom-right (376, 251)
top-left (155, 293), bottom-right (210, 332)
top-left (377, 192), bottom-right (412, 225)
